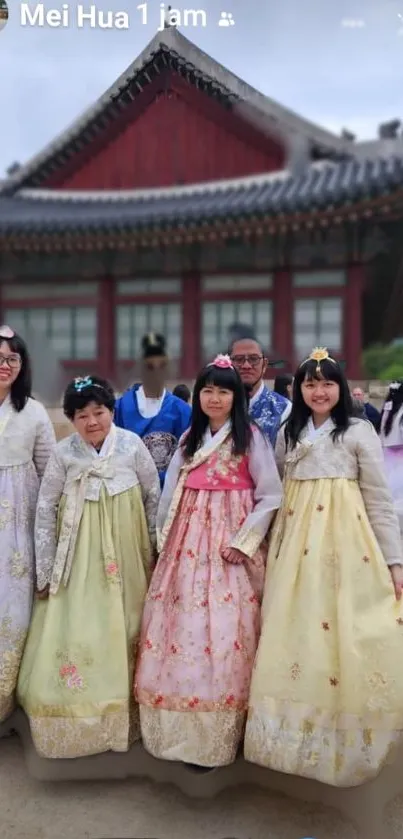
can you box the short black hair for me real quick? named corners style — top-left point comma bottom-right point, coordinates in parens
top-left (0, 331), bottom-right (32, 412)
top-left (141, 332), bottom-right (167, 359)
top-left (63, 375), bottom-right (115, 420)
top-left (228, 336), bottom-right (265, 356)
top-left (173, 383), bottom-right (191, 403)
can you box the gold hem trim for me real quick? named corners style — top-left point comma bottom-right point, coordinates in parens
top-left (27, 706), bottom-right (140, 758)
top-left (244, 700), bottom-right (403, 787)
top-left (139, 704), bottom-right (244, 767)
top-left (0, 694), bottom-right (14, 723)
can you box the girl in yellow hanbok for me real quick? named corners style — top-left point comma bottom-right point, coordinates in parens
top-left (17, 375), bottom-right (160, 758)
top-left (244, 348), bottom-right (403, 787)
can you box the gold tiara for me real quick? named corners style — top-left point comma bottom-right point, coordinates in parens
top-left (301, 347), bottom-right (336, 374)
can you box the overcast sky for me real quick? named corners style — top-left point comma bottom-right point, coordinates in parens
top-left (0, 0), bottom-right (403, 176)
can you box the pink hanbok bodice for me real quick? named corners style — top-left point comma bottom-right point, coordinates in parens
top-left (185, 444), bottom-right (254, 491)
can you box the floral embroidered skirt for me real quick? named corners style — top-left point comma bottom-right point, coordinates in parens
top-left (244, 477), bottom-right (403, 787)
top-left (17, 486), bottom-right (151, 758)
top-left (0, 462), bottom-right (38, 723)
top-left (135, 487), bottom-right (266, 767)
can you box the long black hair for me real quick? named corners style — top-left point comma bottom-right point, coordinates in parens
top-left (0, 332), bottom-right (32, 412)
top-left (381, 381), bottom-right (403, 437)
top-left (285, 357), bottom-right (353, 449)
top-left (274, 374), bottom-right (293, 399)
top-left (183, 363), bottom-right (252, 460)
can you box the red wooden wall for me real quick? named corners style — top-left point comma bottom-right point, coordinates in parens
top-left (44, 72), bottom-right (285, 190)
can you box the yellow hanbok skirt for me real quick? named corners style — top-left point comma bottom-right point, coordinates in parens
top-left (17, 486), bottom-right (151, 759)
top-left (244, 477), bottom-right (403, 787)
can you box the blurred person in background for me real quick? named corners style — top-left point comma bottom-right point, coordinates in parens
top-left (173, 383), bottom-right (191, 404)
top-left (115, 333), bottom-right (191, 487)
top-left (352, 386), bottom-right (381, 431)
top-left (274, 374), bottom-right (293, 401)
top-left (229, 337), bottom-right (291, 446)
top-left (351, 397), bottom-right (366, 419)
top-left (0, 325), bottom-right (55, 723)
top-left (380, 380), bottom-right (403, 540)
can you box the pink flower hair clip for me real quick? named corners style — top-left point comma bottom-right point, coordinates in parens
top-left (209, 354), bottom-right (234, 369)
top-left (0, 325), bottom-right (15, 339)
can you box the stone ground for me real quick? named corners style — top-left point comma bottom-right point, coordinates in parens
top-left (0, 736), bottom-right (358, 839)
top-left (3, 733), bottom-right (403, 838)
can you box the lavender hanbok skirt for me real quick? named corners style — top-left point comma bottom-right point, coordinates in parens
top-left (0, 462), bottom-right (39, 722)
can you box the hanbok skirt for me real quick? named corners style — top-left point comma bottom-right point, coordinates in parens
top-left (0, 462), bottom-right (39, 722)
top-left (244, 477), bottom-right (403, 787)
top-left (135, 487), bottom-right (266, 767)
top-left (17, 486), bottom-right (151, 758)
top-left (384, 445), bottom-right (403, 538)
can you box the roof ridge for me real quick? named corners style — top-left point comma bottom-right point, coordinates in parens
top-left (0, 28), bottom-right (350, 195)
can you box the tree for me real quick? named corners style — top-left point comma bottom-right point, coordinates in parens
top-left (362, 343), bottom-right (403, 381)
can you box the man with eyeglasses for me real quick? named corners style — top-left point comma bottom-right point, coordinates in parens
top-left (229, 337), bottom-right (291, 446)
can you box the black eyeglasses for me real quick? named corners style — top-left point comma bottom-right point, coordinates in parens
top-left (231, 354), bottom-right (264, 368)
top-left (0, 354), bottom-right (21, 369)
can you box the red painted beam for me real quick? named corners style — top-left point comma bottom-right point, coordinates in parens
top-left (182, 271), bottom-right (201, 377)
top-left (98, 277), bottom-right (115, 381)
top-left (345, 264), bottom-right (365, 378)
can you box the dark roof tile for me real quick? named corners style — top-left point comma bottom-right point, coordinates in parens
top-left (0, 157), bottom-right (402, 236)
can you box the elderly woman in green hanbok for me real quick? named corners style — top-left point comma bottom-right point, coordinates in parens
top-left (17, 375), bottom-right (160, 759)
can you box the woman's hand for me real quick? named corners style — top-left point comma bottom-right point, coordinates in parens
top-left (390, 564), bottom-right (403, 601)
top-left (35, 585), bottom-right (50, 600)
top-left (221, 547), bottom-right (248, 564)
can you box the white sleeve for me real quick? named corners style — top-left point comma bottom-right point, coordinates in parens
top-left (274, 425), bottom-right (287, 480)
top-left (33, 406), bottom-right (56, 480)
top-left (281, 401), bottom-right (292, 424)
top-left (357, 423), bottom-right (403, 566)
top-left (133, 438), bottom-right (161, 548)
top-left (35, 447), bottom-right (67, 590)
top-left (156, 444), bottom-right (185, 546)
top-left (230, 430), bottom-right (283, 558)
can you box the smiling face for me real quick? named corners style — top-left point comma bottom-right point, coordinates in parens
top-left (301, 374), bottom-right (340, 422)
top-left (199, 383), bottom-right (234, 428)
top-left (72, 400), bottom-right (113, 448)
top-left (0, 340), bottom-right (22, 391)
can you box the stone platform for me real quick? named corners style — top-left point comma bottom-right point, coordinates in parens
top-left (1, 710), bottom-right (402, 838)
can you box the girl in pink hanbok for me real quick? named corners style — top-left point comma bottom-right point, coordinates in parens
top-left (380, 380), bottom-right (403, 539)
top-left (135, 355), bottom-right (283, 768)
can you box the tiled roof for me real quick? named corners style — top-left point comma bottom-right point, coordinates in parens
top-left (0, 158), bottom-right (402, 236)
top-left (0, 28), bottom-right (348, 193)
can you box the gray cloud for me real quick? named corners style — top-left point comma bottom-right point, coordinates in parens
top-left (1, 0), bottom-right (402, 175)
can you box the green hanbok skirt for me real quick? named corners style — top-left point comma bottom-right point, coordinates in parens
top-left (17, 486), bottom-right (151, 758)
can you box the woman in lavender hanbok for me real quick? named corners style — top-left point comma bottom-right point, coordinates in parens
top-left (380, 380), bottom-right (403, 539)
top-left (135, 355), bottom-right (283, 768)
top-left (0, 326), bottom-right (55, 722)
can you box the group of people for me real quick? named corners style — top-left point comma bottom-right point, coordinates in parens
top-left (1, 323), bottom-right (403, 790)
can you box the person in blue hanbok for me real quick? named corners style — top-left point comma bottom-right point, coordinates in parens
top-left (229, 337), bottom-right (290, 447)
top-left (114, 334), bottom-right (191, 487)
